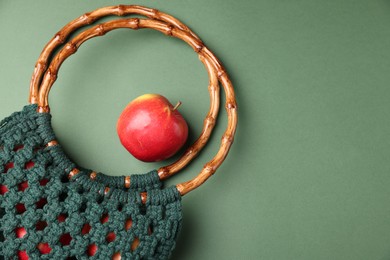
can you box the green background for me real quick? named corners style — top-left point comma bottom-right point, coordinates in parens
top-left (1, 1), bottom-right (390, 259)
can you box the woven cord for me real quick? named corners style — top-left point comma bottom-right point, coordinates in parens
top-left (0, 105), bottom-right (182, 259)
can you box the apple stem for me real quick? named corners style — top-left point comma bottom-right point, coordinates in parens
top-left (173, 101), bottom-right (182, 111)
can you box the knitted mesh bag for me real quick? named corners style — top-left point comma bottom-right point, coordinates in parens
top-left (0, 105), bottom-right (181, 259)
top-left (0, 5), bottom-right (237, 260)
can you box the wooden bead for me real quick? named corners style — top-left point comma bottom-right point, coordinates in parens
top-left (68, 168), bottom-right (80, 179)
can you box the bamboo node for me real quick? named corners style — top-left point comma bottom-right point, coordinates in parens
top-left (46, 68), bottom-right (58, 81)
top-left (96, 24), bottom-right (106, 36)
top-left (36, 61), bottom-right (47, 71)
top-left (133, 18), bottom-right (140, 29)
top-left (54, 33), bottom-right (66, 44)
top-left (222, 134), bottom-right (234, 144)
top-left (195, 44), bottom-right (205, 53)
top-left (80, 13), bottom-right (95, 24)
top-left (208, 84), bottom-right (219, 92)
top-left (204, 116), bottom-right (216, 128)
top-left (226, 101), bottom-right (237, 110)
top-left (151, 8), bottom-right (159, 18)
top-left (116, 5), bottom-right (126, 16)
top-left (204, 163), bottom-right (216, 173)
top-left (66, 43), bottom-right (77, 54)
top-left (165, 25), bottom-right (174, 36)
top-left (186, 147), bottom-right (195, 155)
top-left (217, 69), bottom-right (226, 78)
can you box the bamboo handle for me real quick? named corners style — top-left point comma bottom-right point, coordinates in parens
top-left (33, 10), bottom-right (237, 196)
top-left (30, 5), bottom-right (218, 181)
top-left (29, 5), bottom-right (199, 104)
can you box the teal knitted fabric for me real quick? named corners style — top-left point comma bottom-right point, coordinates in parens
top-left (0, 105), bottom-right (182, 259)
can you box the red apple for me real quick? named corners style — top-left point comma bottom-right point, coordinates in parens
top-left (117, 94), bottom-right (188, 162)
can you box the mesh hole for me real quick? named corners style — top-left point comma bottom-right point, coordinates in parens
top-left (15, 227), bottom-right (27, 238)
top-left (131, 237), bottom-right (140, 252)
top-left (125, 218), bottom-right (133, 231)
top-left (148, 224), bottom-right (153, 235)
top-left (0, 230), bottom-right (4, 242)
top-left (59, 192), bottom-right (68, 202)
top-left (79, 201), bottom-right (87, 213)
top-left (59, 233), bottom-right (72, 246)
top-left (33, 145), bottom-right (45, 153)
top-left (87, 244), bottom-right (97, 256)
top-left (0, 206), bottom-right (5, 217)
top-left (39, 178), bottom-right (49, 186)
top-left (58, 213), bottom-right (68, 222)
top-left (13, 145), bottom-right (24, 152)
top-left (24, 161), bottom-right (35, 170)
top-left (76, 186), bottom-right (85, 194)
top-left (60, 174), bottom-right (69, 183)
top-left (37, 242), bottom-right (51, 254)
top-left (100, 213), bottom-right (109, 224)
top-left (81, 223), bottom-right (91, 235)
top-left (112, 252), bottom-right (121, 260)
top-left (139, 204), bottom-right (147, 215)
top-left (106, 232), bottom-right (116, 243)
top-left (4, 162), bottom-right (14, 173)
top-left (36, 198), bottom-right (47, 209)
top-left (16, 203), bottom-right (26, 214)
top-left (36, 221), bottom-right (47, 231)
top-left (96, 196), bottom-right (104, 204)
top-left (18, 181), bottom-right (28, 192)
top-left (0, 184), bottom-right (8, 195)
top-left (17, 250), bottom-right (29, 260)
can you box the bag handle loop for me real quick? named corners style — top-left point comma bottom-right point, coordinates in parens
top-left (31, 6), bottom-right (237, 196)
top-left (29, 5), bottom-right (220, 184)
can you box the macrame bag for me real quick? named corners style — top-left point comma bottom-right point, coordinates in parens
top-left (0, 5), bottom-right (237, 260)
